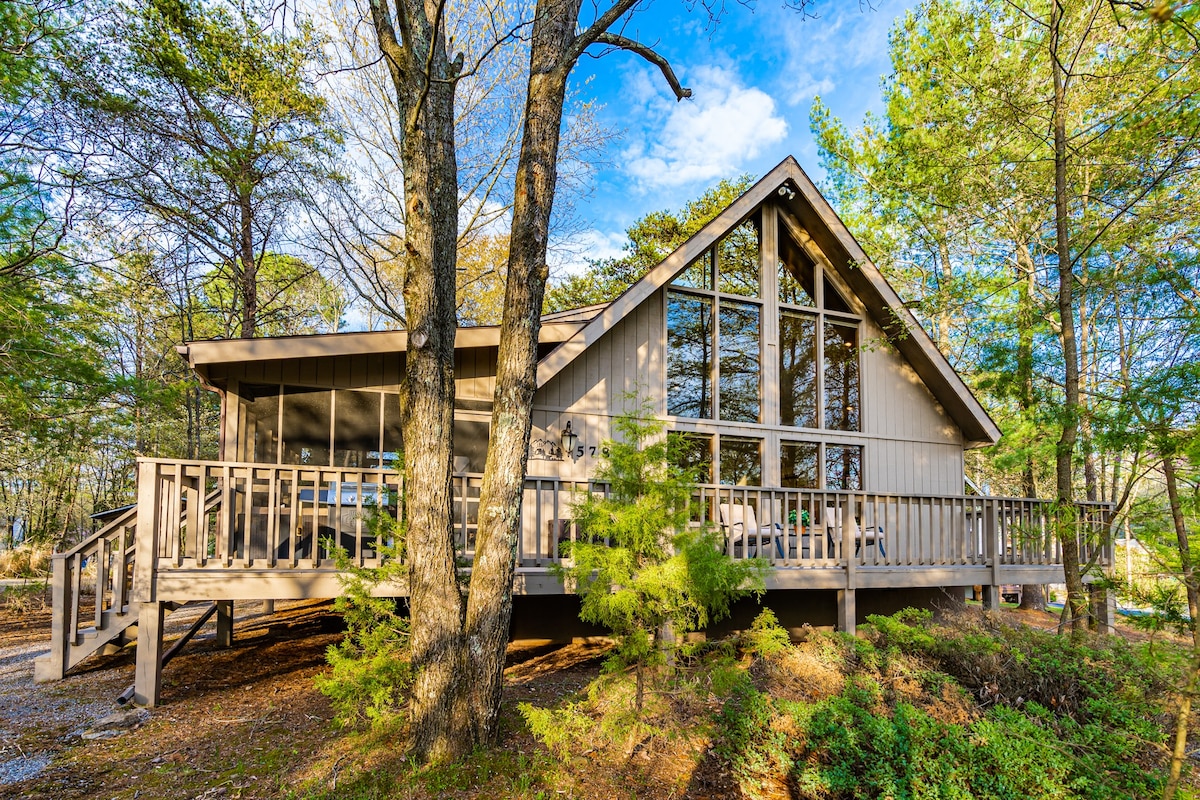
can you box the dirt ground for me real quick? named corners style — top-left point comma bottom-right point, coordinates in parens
top-left (0, 595), bottom-right (1173, 800)
top-left (0, 594), bottom-right (628, 800)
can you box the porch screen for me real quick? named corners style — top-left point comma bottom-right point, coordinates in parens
top-left (239, 384), bottom-right (280, 463)
top-left (334, 390), bottom-right (381, 468)
top-left (281, 387), bottom-right (331, 465)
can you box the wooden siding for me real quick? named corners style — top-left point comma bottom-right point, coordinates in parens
top-left (209, 347), bottom-right (497, 401)
top-left (537, 295), bottom-right (666, 416)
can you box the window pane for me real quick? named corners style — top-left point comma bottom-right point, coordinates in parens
top-left (454, 419), bottom-right (490, 473)
top-left (778, 229), bottom-right (816, 306)
top-left (823, 277), bottom-right (852, 314)
top-left (334, 390), bottom-right (381, 468)
top-left (825, 445), bottom-right (862, 490)
top-left (781, 442), bottom-right (819, 489)
top-left (672, 249), bottom-right (713, 290)
top-left (824, 321), bottom-right (860, 431)
top-left (669, 432), bottom-right (713, 483)
top-left (281, 387), bottom-right (331, 465)
top-left (779, 310), bottom-right (818, 428)
top-left (239, 384), bottom-right (279, 464)
top-left (718, 301), bottom-right (760, 423)
top-left (382, 393), bottom-right (403, 470)
top-left (719, 437), bottom-right (761, 486)
top-left (667, 291), bottom-right (713, 418)
top-left (717, 219), bottom-right (760, 297)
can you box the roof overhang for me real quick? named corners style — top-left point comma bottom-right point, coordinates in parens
top-left (179, 319), bottom-right (588, 371)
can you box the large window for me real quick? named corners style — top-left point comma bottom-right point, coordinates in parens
top-left (782, 440), bottom-right (862, 490)
top-left (664, 204), bottom-right (866, 492)
top-left (777, 222), bottom-right (860, 433)
top-left (667, 216), bottom-right (762, 422)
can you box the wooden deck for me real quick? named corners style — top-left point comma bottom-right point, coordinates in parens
top-left (36, 457), bottom-right (1113, 705)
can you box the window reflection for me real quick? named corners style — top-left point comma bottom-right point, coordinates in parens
top-left (673, 250), bottom-right (713, 291)
top-left (781, 441), bottom-right (819, 488)
top-left (779, 311), bottom-right (818, 428)
top-left (778, 230), bottom-right (816, 307)
top-left (667, 292), bottom-right (713, 419)
top-left (719, 437), bottom-right (761, 485)
top-left (718, 219), bottom-right (760, 297)
top-left (669, 433), bottom-right (714, 483)
top-left (824, 321), bottom-right (860, 431)
top-left (718, 301), bottom-right (760, 423)
top-left (825, 445), bottom-right (862, 490)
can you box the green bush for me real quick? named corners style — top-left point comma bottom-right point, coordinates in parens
top-left (313, 512), bottom-right (411, 730)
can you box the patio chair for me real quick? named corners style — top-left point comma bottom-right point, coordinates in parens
top-left (824, 506), bottom-right (886, 558)
top-left (719, 503), bottom-right (792, 558)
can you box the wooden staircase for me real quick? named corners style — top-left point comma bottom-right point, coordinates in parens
top-left (35, 489), bottom-right (221, 683)
top-left (34, 505), bottom-right (141, 681)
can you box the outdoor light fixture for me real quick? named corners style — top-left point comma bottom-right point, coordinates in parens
top-left (559, 421), bottom-right (578, 458)
top-left (777, 184), bottom-right (796, 201)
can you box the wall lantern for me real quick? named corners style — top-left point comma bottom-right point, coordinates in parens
top-left (559, 421), bottom-right (579, 459)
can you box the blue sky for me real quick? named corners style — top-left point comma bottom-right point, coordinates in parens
top-left (552, 0), bottom-right (911, 273)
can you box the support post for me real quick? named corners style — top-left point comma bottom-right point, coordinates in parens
top-left (837, 588), bottom-right (856, 634)
top-left (34, 556), bottom-right (70, 682)
top-left (839, 494), bottom-right (857, 634)
top-left (984, 498), bottom-right (1003, 612)
top-left (260, 600), bottom-right (275, 615)
top-left (134, 601), bottom-right (165, 707)
top-left (216, 600), bottom-right (234, 648)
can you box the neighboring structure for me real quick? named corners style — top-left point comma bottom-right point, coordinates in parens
top-left (36, 157), bottom-right (1111, 705)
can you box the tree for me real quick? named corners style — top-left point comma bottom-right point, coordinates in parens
top-left (62, 0), bottom-right (337, 338)
top-left (555, 405), bottom-right (763, 710)
top-left (813, 0), bottom-right (1200, 632)
top-left (544, 175), bottom-right (755, 312)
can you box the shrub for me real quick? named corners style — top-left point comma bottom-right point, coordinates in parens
top-left (313, 511), bottom-right (411, 730)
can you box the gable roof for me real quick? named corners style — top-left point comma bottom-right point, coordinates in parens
top-left (535, 156), bottom-right (1001, 449)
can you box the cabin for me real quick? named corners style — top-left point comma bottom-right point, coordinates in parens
top-left (35, 157), bottom-right (1112, 705)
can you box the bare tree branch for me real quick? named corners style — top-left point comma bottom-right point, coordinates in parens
top-left (589, 32), bottom-right (692, 100)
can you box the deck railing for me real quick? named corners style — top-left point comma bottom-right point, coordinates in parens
top-left (133, 458), bottom-right (1112, 578)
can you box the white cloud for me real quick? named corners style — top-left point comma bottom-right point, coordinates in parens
top-left (771, 0), bottom-right (901, 107)
top-left (620, 64), bottom-right (788, 191)
top-left (547, 228), bottom-right (630, 277)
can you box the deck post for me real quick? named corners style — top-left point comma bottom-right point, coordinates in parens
top-left (839, 495), bottom-right (857, 634)
top-left (216, 600), bottom-right (234, 647)
top-left (983, 499), bottom-right (1002, 610)
top-left (134, 601), bottom-right (165, 707)
top-left (837, 589), bottom-right (856, 634)
top-left (34, 556), bottom-right (71, 682)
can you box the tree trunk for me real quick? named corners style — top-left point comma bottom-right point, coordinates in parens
top-left (1049, 1), bottom-right (1087, 635)
top-left (465, 0), bottom-right (577, 744)
top-left (367, 0), bottom-right (466, 763)
top-left (238, 189), bottom-right (258, 338)
top-left (1163, 453), bottom-right (1199, 800)
top-left (1016, 247), bottom-right (1045, 612)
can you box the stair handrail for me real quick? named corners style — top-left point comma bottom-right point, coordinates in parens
top-left (40, 488), bottom-right (223, 681)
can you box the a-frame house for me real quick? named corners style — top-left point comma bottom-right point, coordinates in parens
top-left (37, 157), bottom-right (1111, 705)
